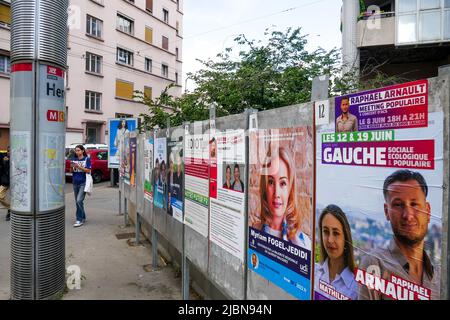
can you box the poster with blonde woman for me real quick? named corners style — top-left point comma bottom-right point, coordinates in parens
top-left (248, 127), bottom-right (314, 300)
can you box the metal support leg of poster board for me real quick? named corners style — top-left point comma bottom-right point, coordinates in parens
top-left (124, 197), bottom-right (129, 226)
top-left (110, 168), bottom-right (115, 187)
top-left (152, 227), bottom-right (158, 269)
top-left (135, 212), bottom-right (141, 245)
top-left (182, 225), bottom-right (190, 300)
top-left (118, 190), bottom-right (122, 215)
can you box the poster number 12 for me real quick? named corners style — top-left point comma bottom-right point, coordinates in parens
top-left (315, 100), bottom-right (329, 125)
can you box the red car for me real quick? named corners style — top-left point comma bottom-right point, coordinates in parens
top-left (66, 149), bottom-right (110, 184)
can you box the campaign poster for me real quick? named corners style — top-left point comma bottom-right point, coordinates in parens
top-left (167, 136), bottom-right (184, 222)
top-left (248, 127), bottom-right (314, 300)
top-left (129, 133), bottom-right (137, 187)
top-left (315, 81), bottom-right (442, 300)
top-left (144, 137), bottom-right (154, 202)
top-left (210, 130), bottom-right (246, 261)
top-left (184, 133), bottom-right (210, 237)
top-left (153, 137), bottom-right (167, 209)
top-left (335, 80), bottom-right (428, 133)
top-left (123, 131), bottom-right (131, 184)
top-left (108, 118), bottom-right (138, 169)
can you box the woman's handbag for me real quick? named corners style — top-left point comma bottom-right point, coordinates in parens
top-left (84, 174), bottom-right (93, 195)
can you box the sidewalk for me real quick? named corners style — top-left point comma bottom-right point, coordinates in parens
top-left (0, 183), bottom-right (183, 300)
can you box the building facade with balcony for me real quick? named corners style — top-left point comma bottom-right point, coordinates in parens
top-left (0, 0), bottom-right (183, 149)
top-left (342, 0), bottom-right (450, 81)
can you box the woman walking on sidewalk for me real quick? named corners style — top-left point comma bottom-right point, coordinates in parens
top-left (0, 146), bottom-right (10, 221)
top-left (70, 145), bottom-right (91, 227)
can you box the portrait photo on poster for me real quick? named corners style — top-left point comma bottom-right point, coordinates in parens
top-left (222, 163), bottom-right (245, 193)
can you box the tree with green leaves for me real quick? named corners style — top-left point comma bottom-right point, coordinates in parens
top-left (137, 27), bottom-right (402, 129)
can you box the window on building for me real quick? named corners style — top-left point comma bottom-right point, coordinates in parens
top-left (85, 91), bottom-right (102, 111)
top-left (162, 36), bottom-right (169, 50)
top-left (0, 3), bottom-right (11, 27)
top-left (175, 72), bottom-right (178, 85)
top-left (176, 21), bottom-right (180, 35)
top-left (145, 58), bottom-right (152, 72)
top-left (398, 0), bottom-right (417, 13)
top-left (163, 8), bottom-right (169, 23)
top-left (445, 10), bottom-right (450, 39)
top-left (397, 0), bottom-right (450, 43)
top-left (115, 113), bottom-right (133, 118)
top-left (176, 47), bottom-right (179, 60)
top-left (144, 86), bottom-right (152, 99)
top-left (145, 26), bottom-right (153, 43)
top-left (420, 0), bottom-right (440, 10)
top-left (116, 47), bottom-right (133, 66)
top-left (85, 52), bottom-right (102, 74)
top-left (0, 55), bottom-right (10, 74)
top-left (162, 64), bottom-right (169, 78)
top-left (117, 14), bottom-right (134, 35)
top-left (115, 79), bottom-right (134, 100)
top-left (419, 10), bottom-right (441, 41)
top-left (86, 15), bottom-right (102, 38)
top-left (146, 0), bottom-right (153, 12)
top-left (398, 14), bottom-right (417, 43)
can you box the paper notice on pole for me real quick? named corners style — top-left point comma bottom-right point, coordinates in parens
top-left (10, 131), bottom-right (31, 212)
top-left (39, 133), bottom-right (65, 211)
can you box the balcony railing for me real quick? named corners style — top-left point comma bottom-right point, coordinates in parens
top-left (358, 11), bottom-right (395, 21)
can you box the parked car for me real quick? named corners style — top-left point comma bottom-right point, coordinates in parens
top-left (66, 149), bottom-right (110, 184)
top-left (65, 143), bottom-right (108, 160)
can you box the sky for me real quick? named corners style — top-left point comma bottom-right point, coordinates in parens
top-left (182, 0), bottom-right (343, 91)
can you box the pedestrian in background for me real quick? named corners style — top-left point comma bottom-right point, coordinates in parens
top-left (70, 145), bottom-right (91, 227)
top-left (0, 146), bottom-right (10, 221)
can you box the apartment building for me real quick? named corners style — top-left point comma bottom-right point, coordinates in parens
top-left (342, 0), bottom-right (450, 81)
top-left (0, 0), bottom-right (183, 149)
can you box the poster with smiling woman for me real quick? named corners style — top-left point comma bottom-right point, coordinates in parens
top-left (248, 126), bottom-right (314, 300)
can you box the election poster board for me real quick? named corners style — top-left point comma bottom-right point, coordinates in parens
top-left (154, 137), bottom-right (167, 209)
top-left (315, 80), bottom-right (443, 300)
top-left (184, 132), bottom-right (210, 237)
top-left (209, 129), bottom-right (246, 261)
top-left (108, 118), bottom-right (138, 169)
top-left (248, 127), bottom-right (314, 300)
top-left (143, 137), bottom-right (154, 202)
top-left (129, 133), bottom-right (137, 187)
top-left (167, 136), bottom-right (184, 222)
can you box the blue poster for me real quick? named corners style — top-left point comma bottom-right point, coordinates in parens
top-left (108, 118), bottom-right (137, 169)
top-left (153, 137), bottom-right (167, 209)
